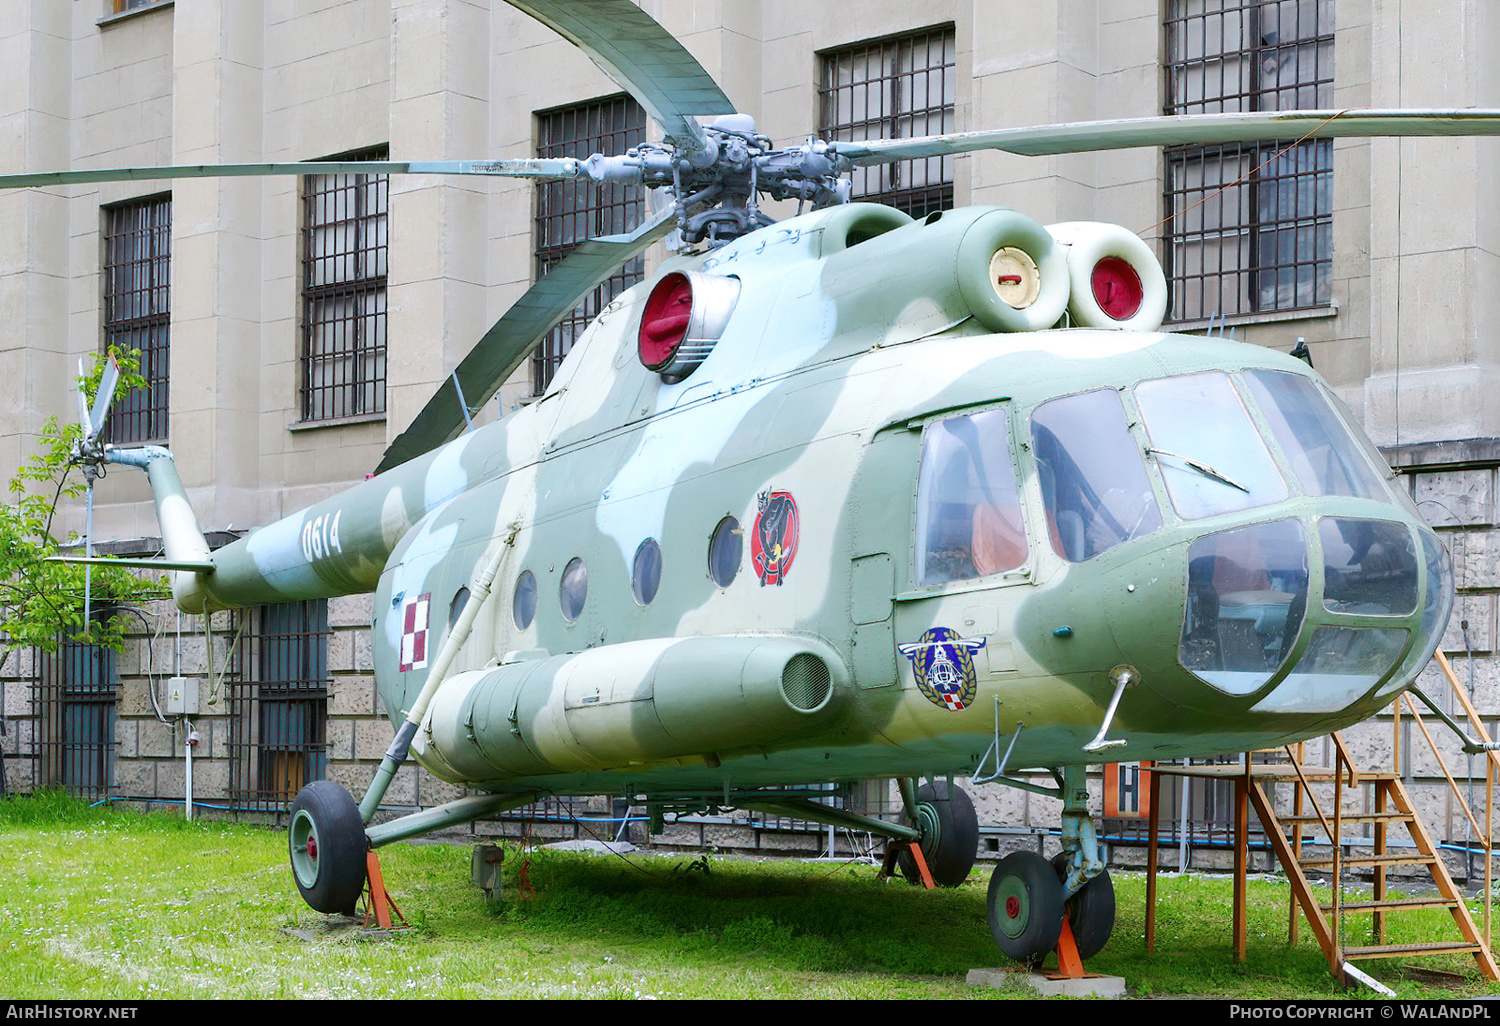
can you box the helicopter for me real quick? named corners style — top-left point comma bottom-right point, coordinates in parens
top-left (17, 0), bottom-right (1500, 968)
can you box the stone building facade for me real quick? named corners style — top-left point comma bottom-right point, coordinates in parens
top-left (1, 0), bottom-right (1499, 876)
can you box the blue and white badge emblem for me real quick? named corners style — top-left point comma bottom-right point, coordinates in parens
top-left (898, 627), bottom-right (987, 711)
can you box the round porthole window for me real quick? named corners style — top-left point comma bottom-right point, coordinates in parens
top-left (512, 571), bottom-right (536, 629)
top-left (560, 557), bottom-right (588, 622)
top-left (633, 539), bottom-right (662, 605)
top-left (708, 516), bottom-right (741, 587)
top-left (449, 586), bottom-right (470, 630)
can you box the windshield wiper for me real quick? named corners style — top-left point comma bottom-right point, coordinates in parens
top-left (1147, 447), bottom-right (1249, 493)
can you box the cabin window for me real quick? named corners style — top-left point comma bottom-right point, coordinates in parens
top-left (1250, 626), bottom-right (1408, 714)
top-left (1180, 519), bottom-right (1308, 696)
top-left (559, 558), bottom-right (588, 622)
top-left (513, 570), bottom-right (537, 629)
top-left (709, 516), bottom-right (742, 587)
top-left (1319, 518), bottom-right (1417, 617)
top-left (632, 539), bottom-right (662, 605)
top-left (1031, 389), bottom-right (1162, 562)
top-left (915, 408), bottom-right (1028, 585)
top-left (1135, 372), bottom-right (1288, 520)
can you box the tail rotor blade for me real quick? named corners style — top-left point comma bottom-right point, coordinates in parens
top-left (75, 357), bottom-right (93, 440)
top-left (88, 353), bottom-right (122, 441)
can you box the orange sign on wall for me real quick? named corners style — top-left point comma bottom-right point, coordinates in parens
top-left (1104, 761), bottom-right (1153, 819)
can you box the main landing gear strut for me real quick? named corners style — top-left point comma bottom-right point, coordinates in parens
top-left (986, 767), bottom-right (1115, 967)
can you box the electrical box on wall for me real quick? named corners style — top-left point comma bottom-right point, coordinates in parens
top-left (164, 676), bottom-right (198, 716)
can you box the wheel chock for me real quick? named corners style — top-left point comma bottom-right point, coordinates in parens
top-left (361, 849), bottom-right (407, 930)
top-left (1051, 916), bottom-right (1085, 978)
top-left (879, 839), bottom-right (937, 888)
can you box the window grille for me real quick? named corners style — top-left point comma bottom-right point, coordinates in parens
top-left (1163, 0), bottom-right (1334, 321)
top-left (301, 150), bottom-right (388, 421)
top-left (103, 195), bottom-right (171, 444)
top-left (226, 601), bottom-right (329, 809)
top-left (818, 25), bottom-right (956, 219)
top-left (532, 95), bottom-right (646, 393)
top-left (35, 628), bottom-right (118, 799)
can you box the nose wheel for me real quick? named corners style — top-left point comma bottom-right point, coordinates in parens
top-left (987, 851), bottom-right (1063, 962)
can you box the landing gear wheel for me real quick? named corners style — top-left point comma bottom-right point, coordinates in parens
top-left (897, 782), bottom-right (979, 887)
top-left (288, 781), bottom-right (368, 915)
top-left (1051, 853), bottom-right (1115, 960)
top-left (987, 851), bottom-right (1064, 963)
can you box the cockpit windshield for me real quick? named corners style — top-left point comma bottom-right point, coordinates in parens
top-left (1135, 372), bottom-right (1288, 519)
top-left (1243, 369), bottom-right (1392, 501)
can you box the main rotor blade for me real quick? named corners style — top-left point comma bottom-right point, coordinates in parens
top-left (375, 204), bottom-right (676, 475)
top-left (837, 109), bottom-right (1500, 162)
top-left (503, 1), bottom-right (737, 157)
top-left (0, 158), bottom-right (580, 191)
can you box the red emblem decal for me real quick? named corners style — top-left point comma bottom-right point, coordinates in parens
top-left (752, 490), bottom-right (799, 586)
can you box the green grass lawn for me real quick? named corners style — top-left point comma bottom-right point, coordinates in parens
top-left (1, 792), bottom-right (1496, 1000)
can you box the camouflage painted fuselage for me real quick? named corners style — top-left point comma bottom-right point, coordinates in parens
top-left (179, 204), bottom-right (1452, 799)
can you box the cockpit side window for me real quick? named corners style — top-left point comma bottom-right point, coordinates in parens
top-left (1031, 389), bottom-right (1162, 562)
top-left (916, 408), bottom-right (1028, 585)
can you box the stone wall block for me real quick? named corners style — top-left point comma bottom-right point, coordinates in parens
top-left (138, 718), bottom-right (176, 758)
top-left (328, 674), bottom-right (375, 716)
top-left (352, 721), bottom-right (392, 760)
top-left (325, 718), bottom-right (354, 760)
top-left (1446, 530), bottom-right (1500, 590)
top-left (353, 632), bottom-right (374, 672)
top-left (114, 760), bottom-right (156, 799)
top-left (327, 630), bottom-right (354, 673)
top-left (329, 594), bottom-right (372, 628)
top-left (3, 679), bottom-right (34, 718)
top-left (115, 718), bottom-right (138, 759)
top-left (1414, 468), bottom-right (1494, 527)
top-left (117, 679), bottom-right (151, 717)
top-left (1440, 593), bottom-right (1496, 654)
top-left (188, 758), bottom-right (231, 800)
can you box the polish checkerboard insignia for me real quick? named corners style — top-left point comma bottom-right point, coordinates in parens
top-left (898, 627), bottom-right (986, 711)
top-left (399, 592), bottom-right (431, 672)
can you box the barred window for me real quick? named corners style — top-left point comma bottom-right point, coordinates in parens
top-left (227, 600), bottom-right (329, 807)
top-left (301, 150), bottom-right (388, 421)
top-left (1164, 0), bottom-right (1334, 322)
top-left (818, 25), bottom-right (956, 219)
top-left (533, 95), bottom-right (646, 394)
top-left (36, 624), bottom-right (117, 799)
top-left (103, 195), bottom-right (170, 444)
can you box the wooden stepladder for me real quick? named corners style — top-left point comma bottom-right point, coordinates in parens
top-left (1250, 735), bottom-right (1497, 981)
top-left (1147, 654), bottom-right (1500, 988)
